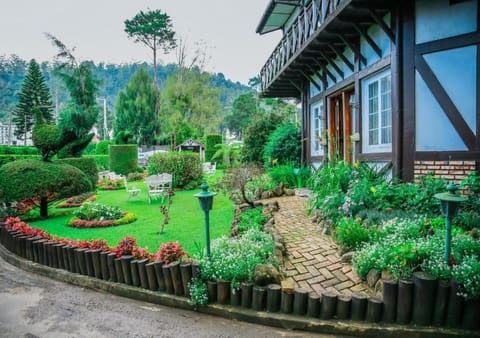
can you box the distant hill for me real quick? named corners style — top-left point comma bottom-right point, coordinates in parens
top-left (0, 54), bottom-right (250, 123)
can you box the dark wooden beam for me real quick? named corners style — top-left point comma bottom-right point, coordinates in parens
top-left (415, 54), bottom-right (476, 150)
top-left (299, 70), bottom-right (322, 92)
top-left (307, 57), bottom-right (337, 83)
top-left (367, 6), bottom-right (395, 42)
top-left (288, 79), bottom-right (304, 93)
top-left (337, 33), bottom-right (367, 65)
top-left (416, 31), bottom-right (480, 55)
top-left (327, 43), bottom-right (354, 71)
top-left (351, 22), bottom-right (382, 57)
top-left (318, 51), bottom-right (344, 78)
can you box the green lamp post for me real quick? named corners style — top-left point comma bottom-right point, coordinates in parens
top-left (433, 183), bottom-right (466, 265)
top-left (194, 182), bottom-right (216, 258)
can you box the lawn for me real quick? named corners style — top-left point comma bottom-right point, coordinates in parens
top-left (29, 181), bottom-right (234, 256)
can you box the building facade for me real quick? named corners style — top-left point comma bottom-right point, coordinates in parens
top-left (257, 0), bottom-right (480, 181)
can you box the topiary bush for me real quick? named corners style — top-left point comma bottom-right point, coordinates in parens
top-left (96, 140), bottom-right (110, 155)
top-left (0, 146), bottom-right (39, 155)
top-left (263, 123), bottom-right (301, 167)
top-left (147, 151), bottom-right (202, 190)
top-left (205, 134), bottom-right (222, 162)
top-left (0, 159), bottom-right (92, 218)
top-left (0, 154), bottom-right (41, 167)
top-left (109, 145), bottom-right (138, 175)
top-left (57, 157), bottom-right (98, 189)
top-left (85, 155), bottom-right (109, 171)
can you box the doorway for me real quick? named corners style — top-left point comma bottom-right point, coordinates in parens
top-left (328, 89), bottom-right (355, 162)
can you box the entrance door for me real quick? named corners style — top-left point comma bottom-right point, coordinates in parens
top-left (328, 89), bottom-right (354, 162)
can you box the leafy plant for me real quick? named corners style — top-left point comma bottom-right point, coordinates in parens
top-left (148, 151), bottom-right (202, 190)
top-left (268, 163), bottom-right (312, 189)
top-left (237, 207), bottom-right (267, 234)
top-left (188, 278), bottom-right (208, 306)
top-left (335, 218), bottom-right (371, 251)
top-left (155, 241), bottom-right (187, 264)
top-left (73, 202), bottom-right (123, 221)
top-left (263, 123), bottom-right (301, 168)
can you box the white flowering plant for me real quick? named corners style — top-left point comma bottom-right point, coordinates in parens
top-left (73, 202), bottom-right (123, 221)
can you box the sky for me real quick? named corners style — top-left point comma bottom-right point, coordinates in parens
top-left (0, 0), bottom-right (282, 85)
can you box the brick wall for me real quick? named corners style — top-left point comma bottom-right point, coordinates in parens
top-left (414, 160), bottom-right (476, 184)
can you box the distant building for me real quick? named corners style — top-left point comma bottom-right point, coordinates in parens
top-left (0, 123), bottom-right (32, 146)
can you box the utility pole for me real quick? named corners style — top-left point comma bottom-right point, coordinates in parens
top-left (96, 97), bottom-right (108, 140)
top-left (8, 109), bottom-right (12, 146)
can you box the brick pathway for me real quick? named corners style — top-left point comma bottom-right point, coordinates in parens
top-left (270, 195), bottom-right (370, 297)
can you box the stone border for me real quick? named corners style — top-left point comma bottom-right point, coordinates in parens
top-left (0, 226), bottom-right (477, 337)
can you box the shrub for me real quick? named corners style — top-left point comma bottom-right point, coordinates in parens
top-left (85, 155), bottom-right (109, 171)
top-left (205, 134), bottom-right (222, 162)
top-left (57, 157), bottom-right (98, 189)
top-left (336, 218), bottom-right (371, 251)
top-left (147, 151), bottom-right (202, 189)
top-left (73, 202), bottom-right (123, 221)
top-left (237, 207), bottom-right (267, 234)
top-left (0, 154), bottom-right (41, 167)
top-left (95, 140), bottom-right (110, 155)
top-left (189, 278), bottom-right (208, 306)
top-left (127, 172), bottom-right (144, 181)
top-left (0, 146), bottom-right (39, 155)
top-left (109, 145), bottom-right (138, 175)
top-left (155, 241), bottom-right (187, 264)
top-left (263, 123), bottom-right (301, 167)
top-left (268, 164), bottom-right (312, 189)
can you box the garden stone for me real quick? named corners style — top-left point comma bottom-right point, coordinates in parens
top-left (366, 269), bottom-right (381, 288)
top-left (254, 264), bottom-right (282, 286)
top-left (340, 251), bottom-right (354, 263)
top-left (261, 190), bottom-right (274, 199)
top-left (284, 188), bottom-right (295, 196)
top-left (267, 201), bottom-right (279, 212)
top-left (272, 184), bottom-right (284, 197)
top-left (381, 270), bottom-right (393, 280)
top-left (238, 203), bottom-right (251, 210)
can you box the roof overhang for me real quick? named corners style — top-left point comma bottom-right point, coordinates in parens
top-left (256, 0), bottom-right (302, 35)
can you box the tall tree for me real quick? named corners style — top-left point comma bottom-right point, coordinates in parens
top-left (115, 68), bottom-right (157, 145)
top-left (224, 92), bottom-right (258, 139)
top-left (13, 59), bottom-right (53, 145)
top-left (46, 33), bottom-right (99, 157)
top-left (124, 9), bottom-right (177, 138)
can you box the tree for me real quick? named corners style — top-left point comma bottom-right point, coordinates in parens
top-left (263, 123), bottom-right (301, 167)
top-left (13, 59), bottom-right (53, 145)
top-left (115, 68), bottom-right (157, 145)
top-left (124, 9), bottom-right (177, 137)
top-left (46, 34), bottom-right (99, 158)
top-left (224, 92), bottom-right (258, 139)
top-left (0, 159), bottom-right (92, 218)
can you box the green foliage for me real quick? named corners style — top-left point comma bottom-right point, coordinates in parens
top-left (0, 146), bottom-right (39, 155)
top-left (84, 155), bottom-right (109, 171)
top-left (211, 142), bottom-right (242, 168)
top-left (189, 278), bottom-right (208, 306)
top-left (32, 118), bottom-right (63, 161)
top-left (0, 154), bottom-right (41, 167)
top-left (205, 134), bottom-right (222, 162)
top-left (13, 59), bottom-right (54, 143)
top-left (95, 140), bottom-right (110, 155)
top-left (237, 207), bottom-right (267, 235)
top-left (114, 130), bottom-right (136, 145)
top-left (452, 255), bottom-right (480, 300)
top-left (0, 159), bottom-right (92, 218)
top-left (57, 157), bottom-right (98, 189)
top-left (224, 92), bottom-right (257, 138)
top-left (335, 218), bottom-right (371, 251)
top-left (460, 171), bottom-right (480, 212)
top-left (147, 151), bottom-right (202, 189)
top-left (263, 123), bottom-right (301, 167)
top-left (242, 113), bottom-right (285, 164)
top-left (268, 164), bottom-right (312, 189)
top-left (198, 228), bottom-right (275, 286)
top-left (109, 145), bottom-right (138, 176)
top-left (115, 68), bottom-right (157, 145)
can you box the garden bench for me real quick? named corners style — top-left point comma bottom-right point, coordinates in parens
top-left (122, 176), bottom-right (141, 199)
top-left (145, 173), bottom-right (172, 204)
top-left (202, 162), bottom-right (216, 175)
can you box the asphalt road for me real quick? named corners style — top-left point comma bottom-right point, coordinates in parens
top-left (0, 256), bottom-right (353, 338)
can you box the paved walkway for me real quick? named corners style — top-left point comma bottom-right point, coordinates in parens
top-left (270, 195), bottom-right (370, 297)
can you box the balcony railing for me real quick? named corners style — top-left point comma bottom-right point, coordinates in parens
top-left (260, 0), bottom-right (346, 94)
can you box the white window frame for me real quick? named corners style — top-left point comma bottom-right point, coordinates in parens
top-left (310, 101), bottom-right (324, 157)
top-left (361, 68), bottom-right (392, 153)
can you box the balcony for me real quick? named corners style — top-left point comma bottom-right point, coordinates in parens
top-left (258, 0), bottom-right (392, 97)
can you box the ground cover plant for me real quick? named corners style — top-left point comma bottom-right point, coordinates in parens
top-left (27, 181), bottom-right (234, 255)
top-left (310, 161), bottom-right (480, 299)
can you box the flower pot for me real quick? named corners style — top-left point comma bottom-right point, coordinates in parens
top-left (100, 251), bottom-right (109, 280)
top-left (121, 256), bottom-right (134, 285)
top-left (145, 262), bottom-right (158, 291)
top-left (207, 281), bottom-right (217, 303)
top-left (74, 248), bottom-right (88, 275)
top-left (84, 250), bottom-right (95, 277)
top-left (114, 257), bottom-right (124, 283)
top-left (91, 249), bottom-right (102, 279)
top-left (241, 282), bottom-right (253, 308)
top-left (230, 287), bottom-right (241, 307)
top-left (162, 263), bottom-right (174, 294)
top-left (180, 262), bottom-right (193, 297)
top-left (137, 259), bottom-right (149, 289)
top-left (107, 253), bottom-right (117, 282)
top-left (217, 280), bottom-right (231, 305)
top-left (130, 260), bottom-right (140, 287)
top-left (153, 261), bottom-right (166, 291)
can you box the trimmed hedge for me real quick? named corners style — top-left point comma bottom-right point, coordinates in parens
top-left (147, 151), bottom-right (202, 189)
top-left (109, 145), bottom-right (138, 175)
top-left (85, 155), bottom-right (109, 171)
top-left (0, 146), bottom-right (39, 155)
top-left (205, 134), bottom-right (222, 162)
top-left (263, 123), bottom-right (301, 167)
top-left (0, 154), bottom-right (41, 167)
top-left (57, 157), bottom-right (98, 189)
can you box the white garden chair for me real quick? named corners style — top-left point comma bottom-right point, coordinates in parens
top-left (122, 175), bottom-right (141, 200)
top-left (145, 173), bottom-right (172, 204)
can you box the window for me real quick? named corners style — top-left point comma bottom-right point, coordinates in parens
top-left (310, 101), bottom-right (324, 156)
top-left (362, 69), bottom-right (392, 153)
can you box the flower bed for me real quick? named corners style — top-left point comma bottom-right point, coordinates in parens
top-left (68, 202), bottom-right (136, 228)
top-left (56, 193), bottom-right (96, 208)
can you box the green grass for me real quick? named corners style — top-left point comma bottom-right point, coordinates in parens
top-left (29, 181), bottom-right (234, 256)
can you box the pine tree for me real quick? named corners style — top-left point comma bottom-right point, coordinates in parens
top-left (13, 59), bottom-right (53, 145)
